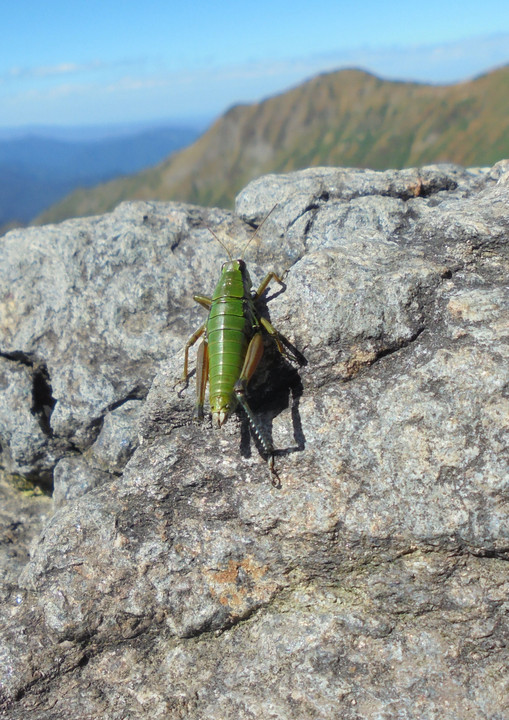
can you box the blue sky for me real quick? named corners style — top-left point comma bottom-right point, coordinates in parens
top-left (2, 0), bottom-right (509, 129)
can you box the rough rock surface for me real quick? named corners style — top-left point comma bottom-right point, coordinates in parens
top-left (0, 161), bottom-right (508, 719)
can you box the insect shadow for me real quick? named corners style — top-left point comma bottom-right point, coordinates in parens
top-left (238, 288), bottom-right (307, 478)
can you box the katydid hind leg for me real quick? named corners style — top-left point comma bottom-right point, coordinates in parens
top-left (195, 339), bottom-right (209, 420)
top-left (236, 332), bottom-right (264, 390)
top-left (174, 321), bottom-right (206, 393)
top-left (234, 332), bottom-right (275, 470)
top-left (181, 322), bottom-right (206, 382)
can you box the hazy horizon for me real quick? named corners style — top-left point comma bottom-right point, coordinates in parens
top-left (2, 0), bottom-right (509, 130)
top-left (1, 57), bottom-right (508, 140)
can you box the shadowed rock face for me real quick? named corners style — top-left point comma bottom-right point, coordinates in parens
top-left (1, 161), bottom-right (508, 719)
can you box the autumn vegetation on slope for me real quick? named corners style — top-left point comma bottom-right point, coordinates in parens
top-left (36, 65), bottom-right (509, 224)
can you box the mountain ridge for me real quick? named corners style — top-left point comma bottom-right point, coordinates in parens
top-left (35, 65), bottom-right (509, 224)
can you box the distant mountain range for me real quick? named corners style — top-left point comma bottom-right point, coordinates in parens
top-left (27, 65), bottom-right (509, 226)
top-left (0, 125), bottom-right (201, 232)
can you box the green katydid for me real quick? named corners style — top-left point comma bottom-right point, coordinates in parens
top-left (179, 209), bottom-right (287, 478)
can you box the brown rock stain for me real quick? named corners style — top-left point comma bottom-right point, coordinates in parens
top-left (335, 347), bottom-right (378, 380)
top-left (204, 556), bottom-right (274, 613)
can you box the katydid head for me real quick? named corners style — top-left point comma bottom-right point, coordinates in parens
top-left (221, 258), bottom-right (245, 270)
top-left (217, 258), bottom-right (253, 298)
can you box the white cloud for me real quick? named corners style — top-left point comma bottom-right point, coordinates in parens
top-left (3, 61), bottom-right (96, 82)
top-left (302, 32), bottom-right (509, 84)
top-left (1, 33), bottom-right (508, 126)
top-left (1, 58), bottom-right (144, 84)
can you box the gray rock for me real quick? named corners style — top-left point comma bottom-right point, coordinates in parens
top-left (0, 358), bottom-right (53, 480)
top-left (52, 456), bottom-right (111, 507)
top-left (89, 398), bottom-right (143, 474)
top-left (1, 161), bottom-right (508, 719)
top-left (0, 471), bottom-right (51, 587)
top-left (52, 400), bottom-right (143, 506)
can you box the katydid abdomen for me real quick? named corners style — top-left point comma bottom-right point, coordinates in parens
top-left (208, 291), bottom-right (251, 427)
